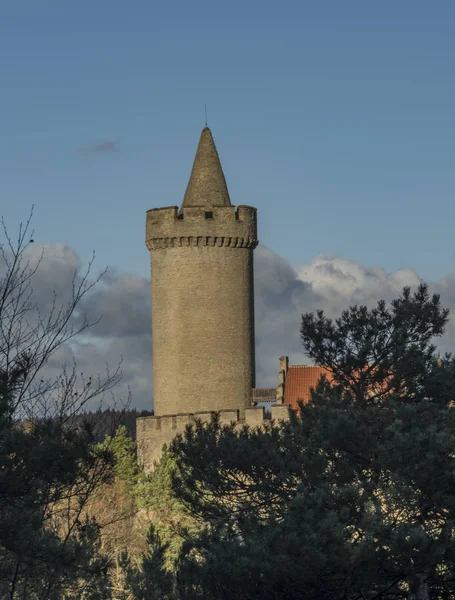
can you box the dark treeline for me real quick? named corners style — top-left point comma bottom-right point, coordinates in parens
top-left (72, 408), bottom-right (153, 442)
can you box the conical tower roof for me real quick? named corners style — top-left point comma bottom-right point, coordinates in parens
top-left (182, 127), bottom-right (231, 208)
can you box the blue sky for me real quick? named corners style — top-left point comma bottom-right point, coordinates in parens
top-left (1, 1), bottom-right (455, 281)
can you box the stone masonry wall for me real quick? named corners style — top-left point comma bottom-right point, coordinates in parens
top-left (147, 205), bottom-right (257, 418)
top-left (146, 205), bottom-right (257, 248)
top-left (137, 404), bottom-right (290, 473)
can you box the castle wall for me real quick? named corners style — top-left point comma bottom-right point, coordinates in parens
top-left (147, 205), bottom-right (257, 418)
top-left (137, 405), bottom-right (290, 473)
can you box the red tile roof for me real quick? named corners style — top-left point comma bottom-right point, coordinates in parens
top-left (284, 366), bottom-right (333, 410)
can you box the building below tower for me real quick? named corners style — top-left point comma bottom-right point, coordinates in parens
top-left (137, 403), bottom-right (291, 472)
top-left (136, 353), bottom-right (327, 471)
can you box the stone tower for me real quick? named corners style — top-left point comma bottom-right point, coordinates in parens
top-left (146, 127), bottom-right (258, 418)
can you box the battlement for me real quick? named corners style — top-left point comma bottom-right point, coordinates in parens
top-left (136, 405), bottom-right (290, 472)
top-left (145, 205), bottom-right (257, 251)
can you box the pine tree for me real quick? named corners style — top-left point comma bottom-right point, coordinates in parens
top-left (119, 526), bottom-right (174, 600)
top-left (134, 446), bottom-right (201, 573)
top-left (168, 285), bottom-right (455, 600)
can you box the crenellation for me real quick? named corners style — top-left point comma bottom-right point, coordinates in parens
top-left (146, 204), bottom-right (257, 250)
top-left (245, 405), bottom-right (265, 426)
top-left (218, 408), bottom-right (240, 425)
top-left (137, 406), bottom-right (290, 472)
top-left (236, 205), bottom-right (257, 225)
top-left (271, 404), bottom-right (291, 421)
top-left (193, 411), bottom-right (215, 424)
top-left (146, 205), bottom-right (179, 216)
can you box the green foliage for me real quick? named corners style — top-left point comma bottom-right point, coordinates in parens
top-left (134, 446), bottom-right (201, 573)
top-left (96, 425), bottom-right (140, 490)
top-left (167, 285), bottom-right (455, 599)
top-left (120, 526), bottom-right (175, 600)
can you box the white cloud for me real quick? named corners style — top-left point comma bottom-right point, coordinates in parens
top-left (297, 255), bottom-right (422, 303)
